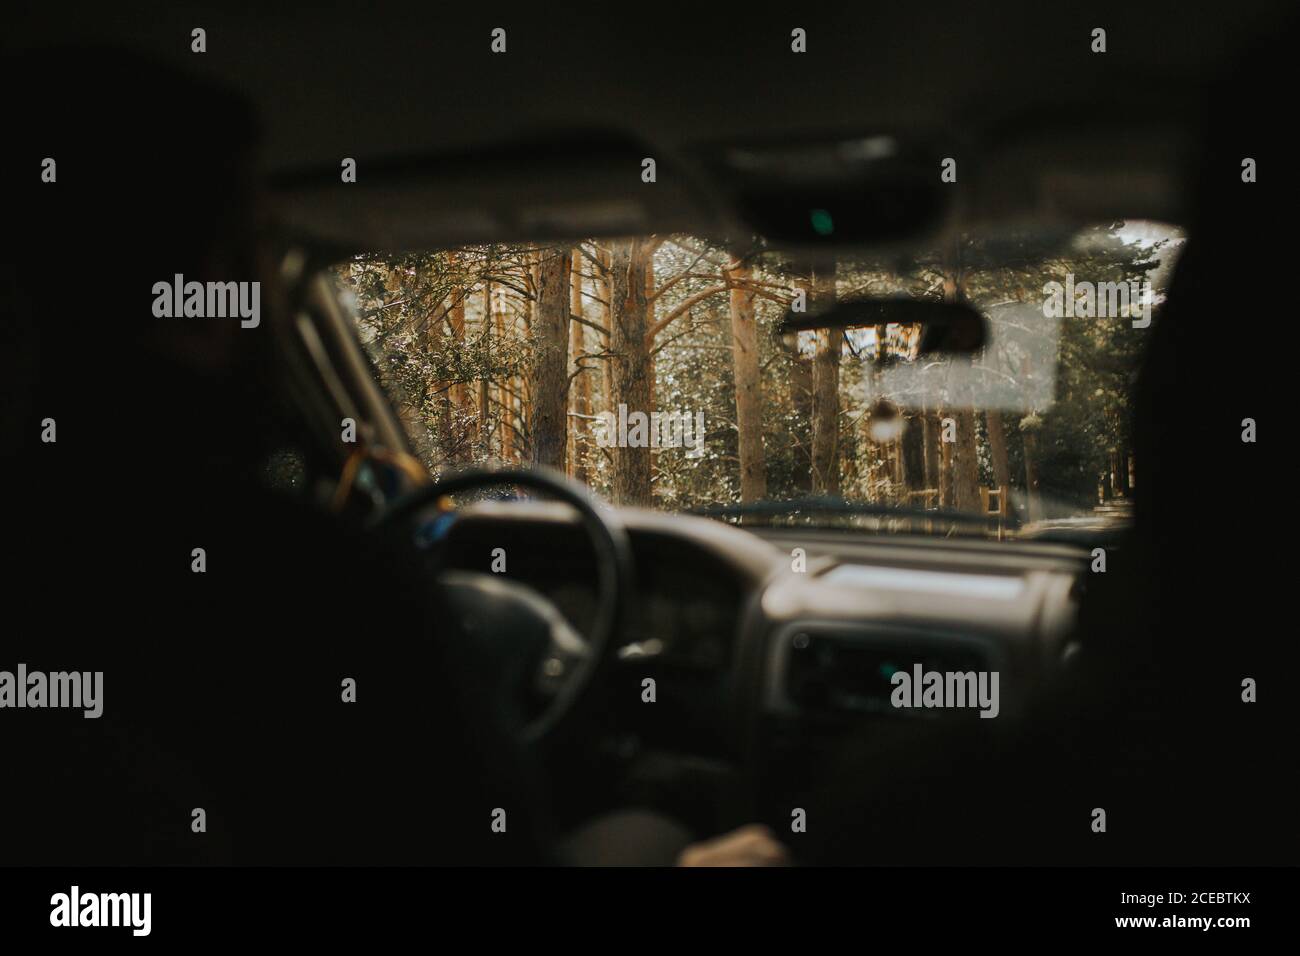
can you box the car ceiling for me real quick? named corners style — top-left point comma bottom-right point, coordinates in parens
top-left (10, 0), bottom-right (1292, 251)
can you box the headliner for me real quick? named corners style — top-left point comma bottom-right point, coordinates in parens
top-left (10, 0), bottom-right (1289, 249)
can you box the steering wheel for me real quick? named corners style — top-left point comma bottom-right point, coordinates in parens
top-left (369, 466), bottom-right (634, 745)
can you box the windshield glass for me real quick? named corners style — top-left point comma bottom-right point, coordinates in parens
top-left (335, 221), bottom-right (1182, 540)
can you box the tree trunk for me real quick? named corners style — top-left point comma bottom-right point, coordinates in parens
top-left (1022, 425), bottom-right (1041, 522)
top-left (953, 409), bottom-right (981, 512)
top-left (645, 255), bottom-right (657, 412)
top-left (478, 283), bottom-right (491, 459)
top-left (530, 246), bottom-right (571, 470)
top-left (939, 410), bottom-right (954, 509)
top-left (943, 238), bottom-right (980, 512)
top-left (986, 410), bottom-right (1012, 516)
top-left (497, 308), bottom-right (513, 461)
top-left (901, 413), bottom-right (923, 495)
top-left (448, 291), bottom-right (468, 461)
top-left (869, 323), bottom-right (889, 499)
top-left (609, 239), bottom-right (653, 506)
top-left (429, 299), bottom-right (453, 465)
top-left (727, 260), bottom-right (766, 501)
top-left (922, 409), bottom-right (938, 501)
top-left (1116, 449), bottom-right (1131, 497)
top-left (645, 254), bottom-right (657, 490)
top-left (790, 273), bottom-right (813, 494)
top-left (569, 248), bottom-right (590, 483)
top-left (597, 246), bottom-right (615, 419)
top-left (810, 259), bottom-right (840, 494)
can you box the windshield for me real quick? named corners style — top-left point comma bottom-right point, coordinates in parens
top-left (336, 222), bottom-right (1182, 541)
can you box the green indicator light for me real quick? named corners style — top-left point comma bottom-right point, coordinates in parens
top-left (810, 208), bottom-right (834, 236)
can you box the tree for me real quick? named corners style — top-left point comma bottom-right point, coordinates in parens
top-left (789, 271), bottom-right (814, 493)
top-left (986, 409), bottom-right (1012, 516)
top-left (811, 260), bottom-right (840, 494)
top-left (447, 259), bottom-right (470, 460)
top-left (942, 238), bottom-right (982, 513)
top-left (530, 246), bottom-right (571, 469)
top-left (608, 238), bottom-right (654, 505)
top-left (727, 258), bottom-right (766, 501)
top-left (478, 282), bottom-right (492, 458)
top-left (569, 248), bottom-right (591, 482)
top-left (337, 221), bottom-right (1175, 527)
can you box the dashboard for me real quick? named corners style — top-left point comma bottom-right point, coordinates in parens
top-left (433, 501), bottom-right (1088, 764)
top-left (435, 503), bottom-right (751, 673)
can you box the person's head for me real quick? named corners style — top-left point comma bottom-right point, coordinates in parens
top-left (4, 48), bottom-right (286, 472)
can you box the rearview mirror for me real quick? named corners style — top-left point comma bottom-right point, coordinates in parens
top-left (777, 298), bottom-right (987, 357)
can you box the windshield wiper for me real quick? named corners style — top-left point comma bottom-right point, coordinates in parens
top-left (690, 495), bottom-right (1019, 531)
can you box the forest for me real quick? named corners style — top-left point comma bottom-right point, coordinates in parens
top-left (335, 223), bottom-right (1177, 530)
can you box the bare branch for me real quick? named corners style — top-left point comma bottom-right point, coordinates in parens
top-left (645, 284), bottom-right (728, 343)
top-left (650, 245), bottom-right (719, 300)
top-left (576, 243), bottom-right (606, 271)
top-left (570, 312), bottom-right (610, 336)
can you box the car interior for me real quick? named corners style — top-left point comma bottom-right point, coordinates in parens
top-left (2, 1), bottom-right (1294, 875)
